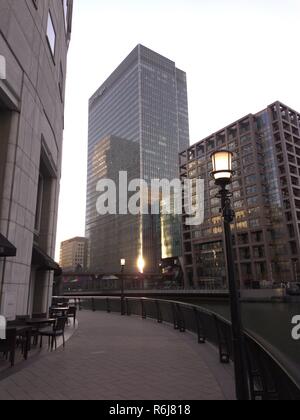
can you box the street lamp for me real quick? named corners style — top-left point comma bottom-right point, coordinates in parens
top-left (211, 150), bottom-right (233, 184)
top-left (120, 259), bottom-right (126, 315)
top-left (211, 150), bottom-right (250, 401)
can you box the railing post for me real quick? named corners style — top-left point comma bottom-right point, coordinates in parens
top-left (194, 308), bottom-right (206, 344)
top-left (106, 298), bottom-right (111, 313)
top-left (141, 299), bottom-right (146, 319)
top-left (156, 300), bottom-right (162, 324)
top-left (172, 303), bottom-right (179, 330)
top-left (91, 298), bottom-right (96, 312)
top-left (126, 299), bottom-right (131, 316)
top-left (177, 304), bottom-right (186, 333)
top-left (120, 276), bottom-right (125, 316)
top-left (214, 315), bottom-right (230, 364)
top-left (244, 334), bottom-right (278, 401)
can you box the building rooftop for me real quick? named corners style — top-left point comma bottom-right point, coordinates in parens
top-left (61, 237), bottom-right (88, 245)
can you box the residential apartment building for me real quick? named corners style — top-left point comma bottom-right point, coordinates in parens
top-left (87, 45), bottom-right (189, 274)
top-left (180, 101), bottom-right (300, 289)
top-left (0, 0), bottom-right (73, 318)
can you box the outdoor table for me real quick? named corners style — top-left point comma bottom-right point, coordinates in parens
top-left (5, 325), bottom-right (32, 360)
top-left (51, 307), bottom-right (69, 317)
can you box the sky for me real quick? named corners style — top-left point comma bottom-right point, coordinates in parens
top-left (55, 0), bottom-right (300, 260)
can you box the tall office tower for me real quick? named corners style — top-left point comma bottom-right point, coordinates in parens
top-left (60, 237), bottom-right (88, 272)
top-left (0, 1), bottom-right (73, 317)
top-left (87, 45), bottom-right (190, 274)
top-left (180, 101), bottom-right (300, 289)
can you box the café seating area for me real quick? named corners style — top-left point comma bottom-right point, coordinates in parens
top-left (0, 299), bottom-right (77, 370)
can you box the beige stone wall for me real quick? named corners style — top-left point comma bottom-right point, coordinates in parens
top-left (0, 0), bottom-right (72, 316)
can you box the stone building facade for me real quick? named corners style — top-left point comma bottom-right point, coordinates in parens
top-left (0, 0), bottom-right (72, 318)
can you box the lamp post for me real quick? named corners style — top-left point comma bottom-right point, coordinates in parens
top-left (211, 150), bottom-right (249, 401)
top-left (120, 259), bottom-right (126, 315)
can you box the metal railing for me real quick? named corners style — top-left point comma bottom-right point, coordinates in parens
top-left (68, 296), bottom-right (300, 401)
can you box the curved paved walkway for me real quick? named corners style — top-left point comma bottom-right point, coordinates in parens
top-left (0, 312), bottom-right (235, 400)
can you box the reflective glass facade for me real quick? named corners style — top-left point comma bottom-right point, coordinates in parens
top-left (180, 102), bottom-right (300, 289)
top-left (87, 45), bottom-right (190, 273)
top-left (86, 136), bottom-right (140, 273)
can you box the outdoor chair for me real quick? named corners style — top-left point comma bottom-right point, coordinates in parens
top-left (16, 315), bottom-right (30, 323)
top-left (0, 329), bottom-right (17, 367)
top-left (39, 317), bottom-right (67, 351)
top-left (31, 314), bottom-right (50, 345)
top-left (67, 307), bottom-right (77, 327)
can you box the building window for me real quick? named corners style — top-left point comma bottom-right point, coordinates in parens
top-left (233, 190), bottom-right (242, 200)
top-left (216, 131), bottom-right (226, 147)
top-left (240, 119), bottom-right (250, 134)
top-left (46, 12), bottom-right (56, 58)
top-left (34, 142), bottom-right (57, 242)
top-left (234, 200), bottom-right (245, 209)
top-left (247, 196), bottom-right (258, 206)
top-left (236, 221), bottom-right (248, 230)
top-left (228, 125), bottom-right (237, 140)
top-left (207, 139), bottom-right (215, 152)
top-left (253, 246), bottom-right (265, 259)
top-left (249, 219), bottom-right (260, 228)
top-left (245, 175), bottom-right (256, 185)
top-left (246, 186), bottom-right (257, 195)
top-left (255, 262), bottom-right (267, 280)
top-left (238, 233), bottom-right (249, 245)
top-left (240, 247), bottom-right (251, 260)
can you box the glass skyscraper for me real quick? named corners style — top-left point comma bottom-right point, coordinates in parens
top-left (86, 45), bottom-right (190, 273)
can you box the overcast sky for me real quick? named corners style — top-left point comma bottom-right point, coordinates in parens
top-left (55, 0), bottom-right (300, 259)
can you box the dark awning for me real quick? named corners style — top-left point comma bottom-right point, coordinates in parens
top-left (0, 233), bottom-right (17, 257)
top-left (32, 245), bottom-right (61, 275)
